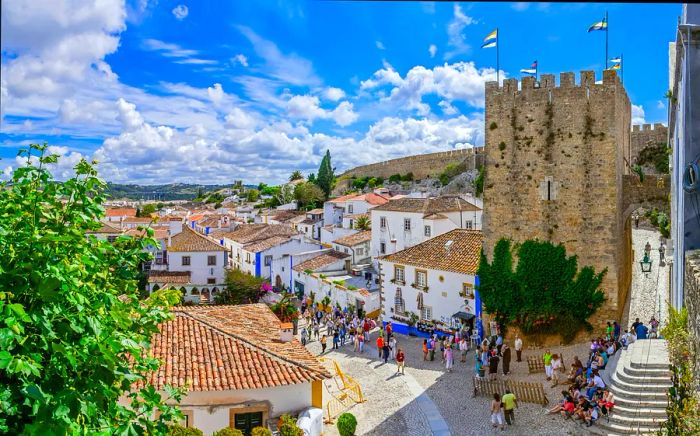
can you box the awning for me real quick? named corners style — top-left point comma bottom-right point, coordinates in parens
top-left (452, 311), bottom-right (475, 321)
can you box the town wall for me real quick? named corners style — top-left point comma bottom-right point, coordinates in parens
top-left (631, 123), bottom-right (668, 172)
top-left (482, 70), bottom-right (632, 328)
top-left (338, 148), bottom-right (484, 181)
top-left (683, 250), bottom-right (700, 381)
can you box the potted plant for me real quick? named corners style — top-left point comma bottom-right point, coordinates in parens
top-left (336, 412), bottom-right (357, 436)
top-left (406, 312), bottom-right (419, 336)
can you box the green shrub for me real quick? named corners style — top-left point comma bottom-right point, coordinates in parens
top-left (213, 428), bottom-right (244, 436)
top-left (252, 427), bottom-right (273, 436)
top-left (474, 165), bottom-right (485, 197)
top-left (388, 174), bottom-right (402, 184)
top-left (168, 425), bottom-right (204, 436)
top-left (278, 414), bottom-right (303, 436)
top-left (637, 143), bottom-right (670, 174)
top-left (401, 172), bottom-right (414, 182)
top-left (489, 121), bottom-right (498, 130)
top-left (337, 412), bottom-right (358, 436)
top-left (498, 141), bottom-right (507, 151)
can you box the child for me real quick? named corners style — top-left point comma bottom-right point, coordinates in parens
top-left (320, 335), bottom-right (327, 354)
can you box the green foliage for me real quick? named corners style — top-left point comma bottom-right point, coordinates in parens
top-left (216, 269), bottom-right (266, 304)
top-left (632, 164), bottom-right (645, 182)
top-left (337, 412), bottom-right (358, 436)
top-left (354, 215), bottom-right (371, 231)
top-left (270, 294), bottom-right (299, 322)
top-left (246, 189), bottom-right (260, 203)
top-left (438, 162), bottom-right (467, 186)
top-left (294, 182), bottom-right (325, 210)
top-left (137, 203), bottom-right (158, 217)
top-left (477, 239), bottom-right (606, 343)
top-left (307, 172), bottom-right (316, 183)
top-left (646, 208), bottom-right (671, 238)
top-left (252, 427), bottom-right (273, 436)
top-left (0, 144), bottom-right (184, 434)
top-left (474, 165), bottom-right (485, 197)
top-left (278, 414), bottom-right (303, 436)
top-left (637, 143), bottom-right (670, 174)
top-left (289, 170), bottom-right (304, 181)
top-left (321, 296), bottom-right (331, 310)
top-left (169, 425), bottom-right (204, 435)
top-left (388, 174), bottom-right (402, 184)
top-left (661, 306), bottom-right (700, 435)
top-left (316, 150), bottom-right (335, 199)
top-left (213, 428), bottom-right (244, 436)
top-left (205, 192), bottom-right (225, 204)
top-left (401, 172), bottom-right (414, 182)
top-left (498, 142), bottom-right (507, 151)
top-left (406, 312), bottom-right (419, 327)
top-left (489, 121), bottom-right (498, 130)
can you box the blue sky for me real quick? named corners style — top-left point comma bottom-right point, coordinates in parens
top-left (0, 1), bottom-right (680, 184)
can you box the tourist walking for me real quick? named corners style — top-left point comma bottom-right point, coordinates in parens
top-left (459, 337), bottom-right (468, 363)
top-left (613, 321), bottom-right (621, 341)
top-left (551, 354), bottom-right (562, 387)
top-left (649, 316), bottom-right (660, 339)
top-left (488, 350), bottom-right (500, 381)
top-left (320, 335), bottom-right (327, 354)
top-left (491, 393), bottom-right (505, 431)
top-left (396, 348), bottom-right (405, 375)
top-left (514, 334), bottom-right (523, 362)
top-left (501, 389), bottom-right (518, 425)
top-left (358, 334), bottom-right (364, 353)
top-left (635, 321), bottom-right (649, 340)
top-left (445, 345), bottom-right (454, 372)
top-left (382, 342), bottom-right (390, 364)
top-left (332, 331), bottom-right (339, 350)
top-left (422, 339), bottom-right (429, 361)
top-left (376, 335), bottom-right (384, 359)
top-left (543, 349), bottom-right (553, 381)
top-left (428, 337), bottom-right (436, 361)
top-left (313, 323), bottom-right (320, 340)
top-left (389, 336), bottom-right (397, 360)
top-left (301, 327), bottom-right (308, 346)
top-left (502, 343), bottom-right (511, 375)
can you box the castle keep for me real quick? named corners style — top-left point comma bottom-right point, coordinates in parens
top-left (482, 70), bottom-right (633, 325)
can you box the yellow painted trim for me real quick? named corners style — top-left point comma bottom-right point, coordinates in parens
top-left (311, 380), bottom-right (323, 408)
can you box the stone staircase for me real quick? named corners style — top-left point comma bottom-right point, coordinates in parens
top-left (593, 340), bottom-right (670, 435)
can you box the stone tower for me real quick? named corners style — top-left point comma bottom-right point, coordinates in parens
top-left (482, 70), bottom-right (632, 326)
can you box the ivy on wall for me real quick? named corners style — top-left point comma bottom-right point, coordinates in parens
top-left (477, 239), bottom-right (606, 343)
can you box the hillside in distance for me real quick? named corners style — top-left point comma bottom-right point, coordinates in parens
top-left (105, 182), bottom-right (234, 201)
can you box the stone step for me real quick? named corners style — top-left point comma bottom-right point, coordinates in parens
top-left (611, 395), bottom-right (668, 409)
top-left (611, 373), bottom-right (671, 393)
top-left (595, 420), bottom-right (663, 435)
top-left (621, 365), bottom-right (671, 378)
top-left (608, 404), bottom-right (667, 419)
top-left (629, 360), bottom-right (669, 370)
top-left (617, 369), bottom-right (671, 385)
top-left (607, 413), bottom-right (666, 428)
top-left (608, 384), bottom-right (669, 401)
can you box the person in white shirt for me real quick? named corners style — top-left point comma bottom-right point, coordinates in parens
top-left (550, 354), bottom-right (562, 387)
top-left (514, 335), bottom-right (523, 362)
top-left (459, 338), bottom-right (469, 362)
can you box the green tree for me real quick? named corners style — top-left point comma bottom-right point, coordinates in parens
top-left (354, 215), bottom-right (371, 231)
top-left (139, 203), bottom-right (157, 217)
top-left (0, 144), bottom-right (184, 434)
top-left (196, 187), bottom-right (204, 199)
top-left (474, 165), bottom-right (485, 197)
top-left (294, 182), bottom-right (325, 210)
top-left (216, 269), bottom-right (266, 305)
top-left (315, 150), bottom-right (335, 198)
top-left (477, 238), bottom-right (606, 343)
top-left (307, 173), bottom-right (316, 183)
top-left (246, 189), bottom-right (260, 203)
top-left (289, 170), bottom-right (304, 181)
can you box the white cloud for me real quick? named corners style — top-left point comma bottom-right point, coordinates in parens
top-left (512, 3), bottom-right (530, 11)
top-left (116, 98), bottom-right (144, 131)
top-left (237, 25), bottom-right (319, 86)
top-left (445, 4), bottom-right (475, 60)
top-left (207, 83), bottom-right (225, 105)
top-left (657, 100), bottom-right (665, 110)
top-left (225, 107), bottom-right (258, 130)
top-left (331, 101), bottom-right (359, 127)
top-left (632, 104), bottom-right (646, 125)
top-left (286, 95), bottom-right (358, 127)
top-left (429, 44), bottom-right (437, 58)
top-left (141, 39), bottom-right (215, 65)
top-left (172, 5), bottom-right (189, 20)
top-left (323, 87), bottom-right (346, 101)
top-left (233, 54), bottom-right (249, 67)
top-left (376, 40), bottom-right (386, 50)
top-left (438, 100), bottom-right (457, 115)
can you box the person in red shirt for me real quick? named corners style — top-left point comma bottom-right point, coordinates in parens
top-left (386, 322), bottom-right (393, 338)
top-left (396, 348), bottom-right (405, 374)
top-left (376, 335), bottom-right (384, 358)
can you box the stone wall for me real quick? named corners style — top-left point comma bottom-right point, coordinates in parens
top-left (338, 148), bottom-right (483, 181)
top-left (631, 123), bottom-right (668, 173)
top-left (683, 250), bottom-right (700, 379)
top-left (621, 174), bottom-right (671, 218)
top-left (482, 70), bottom-right (632, 328)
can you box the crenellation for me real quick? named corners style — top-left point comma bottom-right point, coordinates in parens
top-left (521, 76), bottom-right (536, 90)
top-left (560, 72), bottom-right (575, 87)
top-left (541, 74), bottom-right (555, 88)
top-left (503, 78), bottom-right (518, 94)
top-left (580, 70), bottom-right (596, 87)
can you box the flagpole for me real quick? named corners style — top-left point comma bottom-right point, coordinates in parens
top-left (621, 53), bottom-right (624, 84)
top-left (536, 61), bottom-right (539, 82)
top-left (605, 10), bottom-right (609, 70)
top-left (496, 27), bottom-right (500, 85)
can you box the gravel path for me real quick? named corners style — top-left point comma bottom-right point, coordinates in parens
top-left (626, 228), bottom-right (669, 330)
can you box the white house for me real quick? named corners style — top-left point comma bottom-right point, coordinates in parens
top-left (103, 207), bottom-right (136, 223)
top-left (370, 195), bottom-right (482, 266)
top-left (85, 221), bottom-right (122, 242)
top-left (138, 304), bottom-right (330, 435)
top-left (332, 231), bottom-right (372, 265)
top-left (297, 208), bottom-right (324, 240)
top-left (379, 229), bottom-right (482, 337)
top-left (322, 193), bottom-right (389, 227)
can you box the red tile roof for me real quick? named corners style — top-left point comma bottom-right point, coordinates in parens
top-left (333, 231), bottom-right (371, 247)
top-left (371, 195), bottom-right (481, 214)
top-left (330, 193), bottom-right (389, 206)
top-left (293, 250), bottom-right (350, 272)
top-left (168, 226), bottom-right (227, 252)
top-left (105, 207), bottom-right (137, 217)
top-left (143, 304), bottom-right (330, 391)
top-left (87, 222), bottom-right (122, 234)
top-left (148, 270), bottom-right (191, 284)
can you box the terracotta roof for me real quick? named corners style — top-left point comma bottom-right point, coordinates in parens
top-left (334, 231), bottom-right (371, 247)
top-left (218, 224), bottom-right (297, 244)
top-left (122, 217), bottom-right (155, 223)
top-left (105, 207), bottom-right (137, 217)
top-left (272, 210), bottom-right (302, 222)
top-left (148, 270), bottom-right (191, 284)
top-left (301, 218), bottom-right (321, 225)
top-left (124, 227), bottom-right (170, 240)
top-left (330, 192), bottom-right (389, 205)
top-left (371, 196), bottom-right (481, 214)
top-left (380, 229), bottom-right (482, 275)
top-left (244, 235), bottom-right (293, 253)
top-left (142, 304), bottom-right (331, 391)
top-left (306, 208), bottom-right (324, 215)
top-left (344, 213), bottom-right (369, 219)
top-left (87, 222), bottom-right (122, 234)
top-left (293, 250), bottom-right (350, 272)
top-left (168, 226), bottom-right (227, 252)
top-left (423, 213), bottom-right (448, 220)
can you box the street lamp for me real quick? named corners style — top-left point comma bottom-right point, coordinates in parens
top-left (640, 253), bottom-right (653, 273)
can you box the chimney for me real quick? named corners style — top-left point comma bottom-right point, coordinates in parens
top-left (280, 323), bottom-right (294, 342)
top-left (169, 219), bottom-right (183, 236)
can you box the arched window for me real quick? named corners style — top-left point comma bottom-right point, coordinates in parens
top-left (180, 287), bottom-right (187, 296)
top-left (394, 288), bottom-right (405, 315)
top-left (211, 287), bottom-right (219, 294)
top-left (191, 287), bottom-right (199, 295)
top-left (152, 284), bottom-right (160, 292)
top-left (201, 288), bottom-right (210, 296)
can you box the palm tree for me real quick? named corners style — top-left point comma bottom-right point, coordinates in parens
top-left (289, 170), bottom-right (304, 181)
top-left (354, 215), bottom-right (371, 231)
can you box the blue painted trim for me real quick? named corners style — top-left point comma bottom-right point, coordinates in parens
top-left (289, 256), bottom-right (293, 290)
top-left (255, 252), bottom-right (261, 277)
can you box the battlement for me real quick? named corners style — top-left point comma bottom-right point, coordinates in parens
top-left (632, 123), bottom-right (667, 132)
top-left (485, 70), bottom-right (621, 94)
